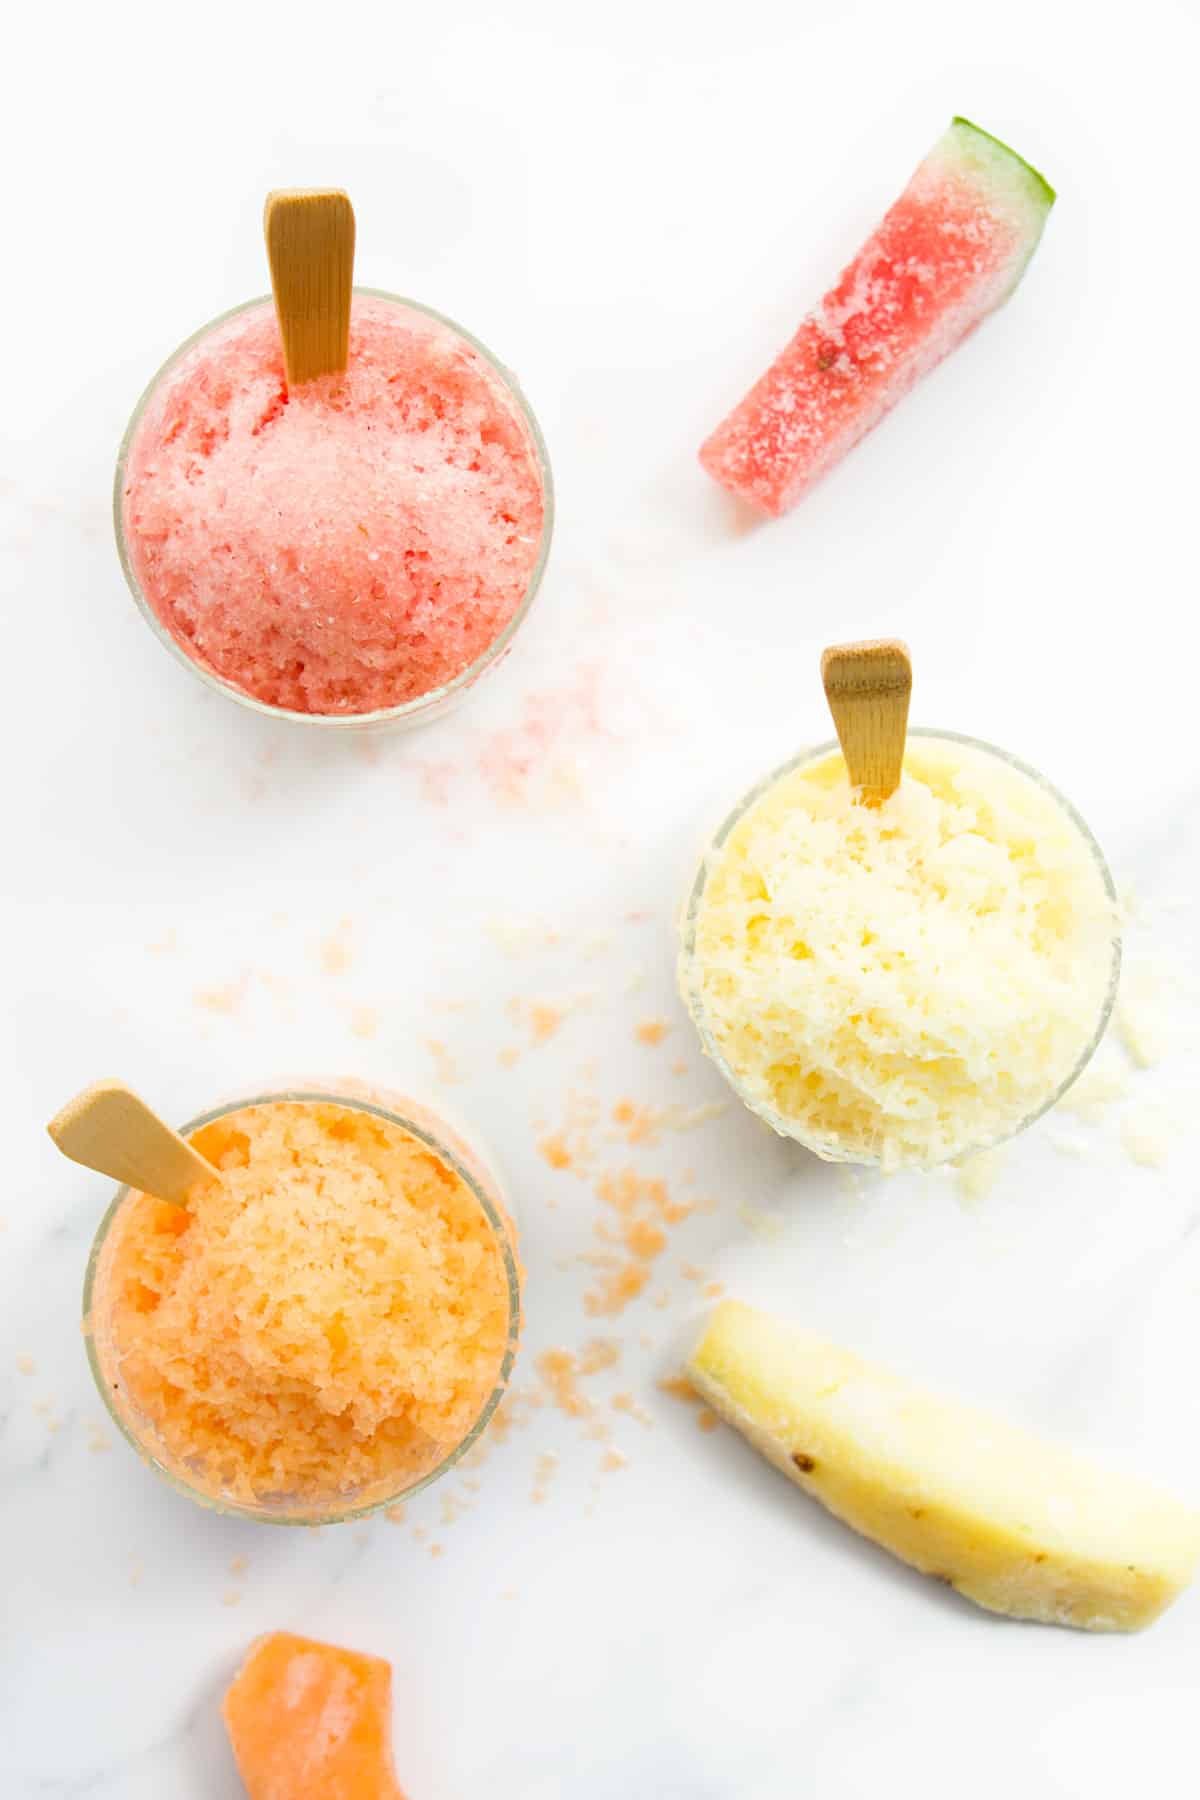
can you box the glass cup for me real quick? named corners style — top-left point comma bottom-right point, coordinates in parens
top-left (679, 730), bottom-right (1122, 1168)
top-left (113, 289), bottom-right (554, 732)
top-left (82, 1081), bottom-right (523, 1524)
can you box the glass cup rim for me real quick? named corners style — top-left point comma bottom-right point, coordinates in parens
top-left (82, 1085), bottom-right (523, 1525)
top-left (113, 287), bottom-right (555, 730)
top-left (679, 728), bottom-right (1123, 1168)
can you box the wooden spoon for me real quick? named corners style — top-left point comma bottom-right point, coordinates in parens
top-left (47, 1080), bottom-right (218, 1207)
top-left (263, 188), bottom-right (356, 387)
top-left (820, 638), bottom-right (912, 804)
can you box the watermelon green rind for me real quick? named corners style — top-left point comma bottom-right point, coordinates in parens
top-left (947, 116), bottom-right (1056, 212)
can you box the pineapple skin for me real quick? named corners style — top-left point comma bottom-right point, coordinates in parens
top-left (687, 1301), bottom-right (1200, 1632)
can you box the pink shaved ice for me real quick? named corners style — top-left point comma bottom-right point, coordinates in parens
top-left (121, 296), bottom-right (546, 715)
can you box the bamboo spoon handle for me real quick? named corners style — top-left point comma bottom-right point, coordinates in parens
top-left (47, 1080), bottom-right (217, 1207)
top-left (263, 188), bottom-right (356, 387)
top-left (820, 639), bottom-right (912, 804)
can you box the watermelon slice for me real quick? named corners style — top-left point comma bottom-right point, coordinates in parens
top-left (222, 1632), bottom-right (406, 1799)
top-left (700, 118), bottom-right (1055, 517)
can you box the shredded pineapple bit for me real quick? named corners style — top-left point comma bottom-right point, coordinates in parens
top-left (685, 739), bottom-right (1117, 1168)
top-left (91, 1101), bottom-right (515, 1508)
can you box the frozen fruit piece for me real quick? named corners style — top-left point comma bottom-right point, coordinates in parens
top-left (700, 118), bottom-right (1054, 516)
top-left (223, 1631), bottom-right (405, 1798)
top-left (687, 1301), bottom-right (1200, 1632)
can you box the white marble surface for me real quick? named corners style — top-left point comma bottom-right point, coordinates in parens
top-left (5, 2), bottom-right (1200, 1794)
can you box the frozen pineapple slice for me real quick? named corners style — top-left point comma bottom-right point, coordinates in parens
top-left (688, 1301), bottom-right (1200, 1632)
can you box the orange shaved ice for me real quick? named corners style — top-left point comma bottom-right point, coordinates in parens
top-left (88, 1100), bottom-right (519, 1512)
top-left (121, 295), bottom-right (546, 715)
top-left (223, 1631), bottom-right (405, 1799)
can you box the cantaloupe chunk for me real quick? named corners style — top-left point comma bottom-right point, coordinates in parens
top-left (223, 1631), bottom-right (405, 1798)
top-left (688, 1301), bottom-right (1200, 1632)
